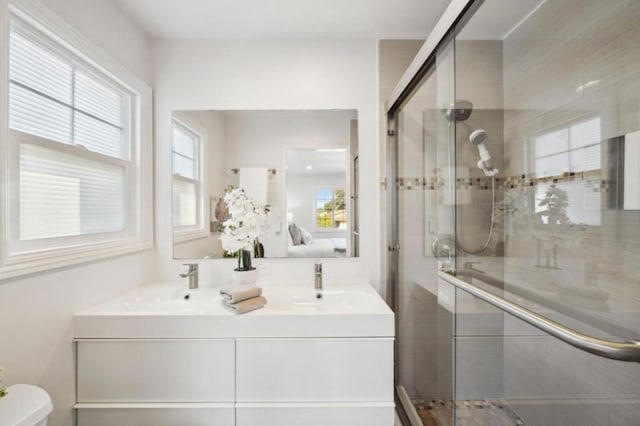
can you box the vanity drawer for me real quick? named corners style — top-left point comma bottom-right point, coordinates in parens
top-left (77, 339), bottom-right (235, 402)
top-left (76, 404), bottom-right (234, 426)
top-left (236, 338), bottom-right (393, 402)
top-left (236, 403), bottom-right (395, 426)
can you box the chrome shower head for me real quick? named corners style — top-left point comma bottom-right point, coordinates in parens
top-left (469, 129), bottom-right (498, 176)
top-left (469, 129), bottom-right (488, 146)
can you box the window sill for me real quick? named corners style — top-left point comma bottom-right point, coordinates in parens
top-left (173, 228), bottom-right (210, 245)
top-left (0, 238), bottom-right (153, 281)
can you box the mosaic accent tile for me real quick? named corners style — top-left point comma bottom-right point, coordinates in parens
top-left (396, 177), bottom-right (444, 190)
top-left (395, 170), bottom-right (611, 192)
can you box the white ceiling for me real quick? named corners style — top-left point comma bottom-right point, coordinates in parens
top-left (286, 148), bottom-right (346, 175)
top-left (114, 0), bottom-right (451, 39)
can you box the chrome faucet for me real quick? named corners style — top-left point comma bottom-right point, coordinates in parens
top-left (180, 263), bottom-right (199, 290)
top-left (314, 262), bottom-right (323, 294)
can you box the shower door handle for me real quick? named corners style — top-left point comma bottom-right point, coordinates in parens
top-left (439, 271), bottom-right (640, 363)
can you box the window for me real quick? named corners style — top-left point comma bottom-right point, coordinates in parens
top-left (532, 117), bottom-right (602, 225)
top-left (172, 120), bottom-right (203, 236)
top-left (315, 188), bottom-right (347, 230)
top-left (1, 9), bottom-right (152, 278)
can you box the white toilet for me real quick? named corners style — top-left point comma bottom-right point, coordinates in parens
top-left (0, 384), bottom-right (53, 426)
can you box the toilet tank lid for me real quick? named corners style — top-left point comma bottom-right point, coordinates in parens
top-left (0, 384), bottom-right (53, 426)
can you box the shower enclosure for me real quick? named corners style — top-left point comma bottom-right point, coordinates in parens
top-left (387, 1), bottom-right (640, 425)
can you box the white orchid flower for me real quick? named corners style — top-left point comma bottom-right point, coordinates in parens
top-left (220, 188), bottom-right (270, 257)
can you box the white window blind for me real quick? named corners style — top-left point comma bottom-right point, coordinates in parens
top-left (173, 178), bottom-right (198, 227)
top-left (8, 17), bottom-right (131, 245)
top-left (172, 121), bottom-right (201, 229)
top-left (19, 143), bottom-right (125, 240)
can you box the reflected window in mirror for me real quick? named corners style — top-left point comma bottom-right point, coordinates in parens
top-left (286, 145), bottom-right (351, 258)
top-left (531, 116), bottom-right (602, 226)
top-left (314, 188), bottom-right (347, 230)
top-left (172, 119), bottom-right (203, 234)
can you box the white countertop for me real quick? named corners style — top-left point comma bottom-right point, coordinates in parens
top-left (74, 282), bottom-right (394, 339)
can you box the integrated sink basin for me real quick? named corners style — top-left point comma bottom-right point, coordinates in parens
top-left (266, 286), bottom-right (385, 311)
top-left (74, 282), bottom-right (394, 339)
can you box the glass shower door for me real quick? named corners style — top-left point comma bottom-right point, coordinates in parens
top-left (393, 0), bottom-right (640, 425)
top-left (394, 33), bottom-right (457, 425)
top-left (449, 0), bottom-right (640, 425)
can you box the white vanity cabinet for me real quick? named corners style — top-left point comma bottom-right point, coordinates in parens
top-left (75, 337), bottom-right (393, 425)
top-left (73, 284), bottom-right (395, 425)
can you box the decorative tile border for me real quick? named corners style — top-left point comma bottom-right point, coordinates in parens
top-left (395, 177), bottom-right (443, 190)
top-left (396, 170), bottom-right (610, 192)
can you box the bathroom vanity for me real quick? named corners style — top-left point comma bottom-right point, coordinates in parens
top-left (73, 283), bottom-right (394, 426)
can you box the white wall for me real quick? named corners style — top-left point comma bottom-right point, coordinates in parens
top-left (28, 0), bottom-right (152, 83)
top-left (287, 173), bottom-right (347, 239)
top-left (0, 1), bottom-right (154, 425)
top-left (152, 39), bottom-right (381, 291)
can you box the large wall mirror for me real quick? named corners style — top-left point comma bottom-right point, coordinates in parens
top-left (172, 109), bottom-right (359, 259)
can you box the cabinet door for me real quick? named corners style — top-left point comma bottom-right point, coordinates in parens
top-left (236, 338), bottom-right (393, 402)
top-left (77, 339), bottom-right (235, 402)
top-left (77, 405), bottom-right (234, 426)
top-left (236, 404), bottom-right (395, 426)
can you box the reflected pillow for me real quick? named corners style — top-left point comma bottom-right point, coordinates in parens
top-left (300, 228), bottom-right (313, 245)
top-left (287, 228), bottom-right (294, 246)
top-left (289, 223), bottom-right (302, 245)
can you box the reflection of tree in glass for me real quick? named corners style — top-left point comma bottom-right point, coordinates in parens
top-left (537, 184), bottom-right (569, 225)
top-left (316, 212), bottom-right (333, 228)
top-left (317, 189), bottom-right (347, 229)
top-left (323, 189), bottom-right (346, 211)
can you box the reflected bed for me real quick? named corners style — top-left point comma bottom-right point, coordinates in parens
top-left (287, 238), bottom-right (347, 258)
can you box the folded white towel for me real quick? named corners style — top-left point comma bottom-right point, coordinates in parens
top-left (222, 296), bottom-right (267, 315)
top-left (220, 285), bottom-right (262, 303)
